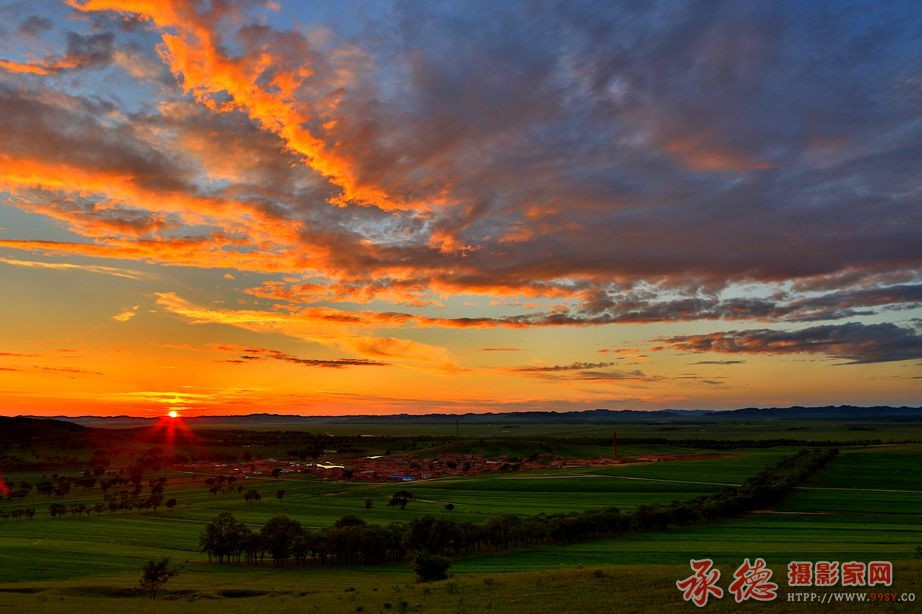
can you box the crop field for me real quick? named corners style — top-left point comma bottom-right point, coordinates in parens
top-left (455, 444), bottom-right (922, 572)
top-left (1, 424), bottom-right (921, 612)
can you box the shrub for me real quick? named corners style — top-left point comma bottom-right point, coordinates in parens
top-left (412, 551), bottom-right (451, 582)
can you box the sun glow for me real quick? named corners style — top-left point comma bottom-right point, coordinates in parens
top-left (168, 410), bottom-right (179, 418)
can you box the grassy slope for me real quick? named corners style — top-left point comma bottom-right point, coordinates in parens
top-left (1, 562), bottom-right (920, 613)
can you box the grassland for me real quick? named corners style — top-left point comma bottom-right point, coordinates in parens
top-left (1, 560), bottom-right (919, 613)
top-left (1, 453), bottom-right (778, 584)
top-left (455, 444), bottom-right (922, 571)
top-left (1, 422), bottom-right (921, 612)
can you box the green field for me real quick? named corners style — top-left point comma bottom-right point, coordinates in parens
top-left (1, 562), bottom-right (920, 614)
top-left (0, 455), bottom-right (767, 584)
top-left (453, 447), bottom-right (922, 573)
top-left (2, 424), bottom-right (921, 612)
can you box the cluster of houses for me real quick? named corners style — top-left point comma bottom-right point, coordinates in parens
top-left (171, 450), bottom-right (663, 483)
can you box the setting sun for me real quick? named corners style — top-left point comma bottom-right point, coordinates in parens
top-left (167, 410), bottom-right (179, 419)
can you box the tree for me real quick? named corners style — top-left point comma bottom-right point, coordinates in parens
top-left (388, 490), bottom-right (414, 510)
top-left (411, 551), bottom-right (451, 582)
top-left (335, 514), bottom-right (367, 528)
top-left (244, 489), bottom-right (261, 504)
top-left (36, 480), bottom-right (54, 497)
top-left (364, 498), bottom-right (374, 509)
top-left (261, 515), bottom-right (302, 566)
top-left (276, 488), bottom-right (285, 502)
top-left (444, 503), bottom-right (454, 512)
top-left (165, 498), bottom-right (177, 511)
top-left (148, 493), bottom-right (164, 510)
top-left (138, 557), bottom-right (179, 599)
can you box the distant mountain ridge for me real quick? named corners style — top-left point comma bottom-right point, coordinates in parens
top-left (19, 405), bottom-right (922, 428)
top-left (0, 415), bottom-right (134, 445)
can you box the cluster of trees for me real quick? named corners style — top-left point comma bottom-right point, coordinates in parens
top-left (34, 475), bottom-right (78, 498)
top-left (91, 475), bottom-right (172, 515)
top-left (7, 470), bottom-right (171, 505)
top-left (202, 477), bottom-right (286, 504)
top-left (202, 475), bottom-right (282, 502)
top-left (200, 448), bottom-right (837, 569)
top-left (201, 512), bottom-right (409, 567)
top-left (0, 507), bottom-right (35, 520)
top-left (203, 475), bottom-right (239, 494)
top-left (48, 497), bottom-right (177, 518)
top-left (50, 502), bottom-right (100, 517)
top-left (3, 479), bottom-right (35, 500)
top-left (40, 469), bottom-right (176, 518)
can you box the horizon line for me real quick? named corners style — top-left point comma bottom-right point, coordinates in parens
top-left (6, 403), bottom-right (922, 420)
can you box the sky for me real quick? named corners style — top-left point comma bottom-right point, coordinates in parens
top-left (0, 0), bottom-right (920, 417)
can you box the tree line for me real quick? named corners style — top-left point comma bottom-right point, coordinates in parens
top-left (200, 448), bottom-right (837, 568)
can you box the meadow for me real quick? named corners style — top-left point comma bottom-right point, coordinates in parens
top-left (1, 420), bottom-right (921, 612)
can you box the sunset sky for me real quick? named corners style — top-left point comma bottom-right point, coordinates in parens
top-left (1, 0), bottom-right (920, 417)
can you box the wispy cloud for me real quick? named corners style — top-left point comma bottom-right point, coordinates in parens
top-left (0, 257), bottom-right (149, 280)
top-left (113, 305), bottom-right (141, 322)
top-left (155, 292), bottom-right (461, 374)
top-left (218, 346), bottom-right (387, 369)
top-left (509, 361), bottom-right (619, 373)
top-left (37, 366), bottom-right (102, 376)
top-left (689, 360), bottom-right (746, 365)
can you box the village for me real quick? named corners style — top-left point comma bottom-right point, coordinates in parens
top-left (171, 439), bottom-right (721, 484)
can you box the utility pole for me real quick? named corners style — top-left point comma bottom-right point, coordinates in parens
top-left (612, 431), bottom-right (619, 462)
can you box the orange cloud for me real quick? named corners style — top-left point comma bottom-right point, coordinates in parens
top-left (154, 291), bottom-right (462, 373)
top-left (664, 136), bottom-right (775, 172)
top-left (0, 154), bottom-right (300, 244)
top-left (0, 59), bottom-right (55, 75)
top-left (113, 305), bottom-right (141, 322)
top-left (69, 0), bottom-right (417, 212)
top-left (0, 238), bottom-right (301, 274)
